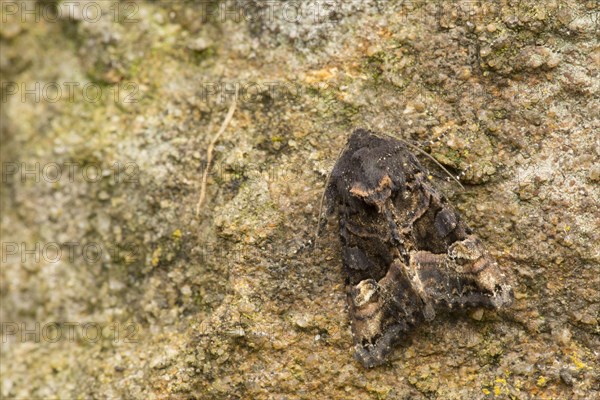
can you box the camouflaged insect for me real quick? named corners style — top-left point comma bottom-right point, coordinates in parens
top-left (325, 129), bottom-right (513, 368)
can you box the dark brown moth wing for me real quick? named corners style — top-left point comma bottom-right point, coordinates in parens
top-left (326, 128), bottom-right (513, 368)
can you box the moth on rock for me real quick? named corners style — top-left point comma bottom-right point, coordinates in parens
top-left (324, 129), bottom-right (513, 368)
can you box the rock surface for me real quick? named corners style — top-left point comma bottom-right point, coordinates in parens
top-left (1, 1), bottom-right (598, 399)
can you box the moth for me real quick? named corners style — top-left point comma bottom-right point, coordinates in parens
top-left (324, 129), bottom-right (513, 368)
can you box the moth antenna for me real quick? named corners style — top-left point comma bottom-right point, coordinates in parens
top-left (418, 130), bottom-right (449, 148)
top-left (418, 133), bottom-right (475, 187)
top-left (314, 140), bottom-right (349, 247)
top-left (455, 164), bottom-right (472, 182)
top-left (395, 138), bottom-right (465, 190)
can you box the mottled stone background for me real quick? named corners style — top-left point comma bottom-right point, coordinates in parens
top-left (1, 1), bottom-right (598, 399)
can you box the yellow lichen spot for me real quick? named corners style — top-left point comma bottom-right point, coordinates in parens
top-left (570, 353), bottom-right (587, 370)
top-left (564, 225), bottom-right (571, 232)
top-left (537, 376), bottom-right (547, 387)
top-left (151, 247), bottom-right (162, 267)
top-left (428, 175), bottom-right (433, 180)
top-left (493, 377), bottom-right (508, 396)
top-left (482, 388), bottom-right (490, 395)
top-left (172, 229), bottom-right (182, 240)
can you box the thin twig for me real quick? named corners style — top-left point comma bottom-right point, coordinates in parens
top-left (195, 99), bottom-right (237, 217)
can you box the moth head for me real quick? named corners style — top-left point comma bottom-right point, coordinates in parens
top-left (349, 175), bottom-right (394, 211)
